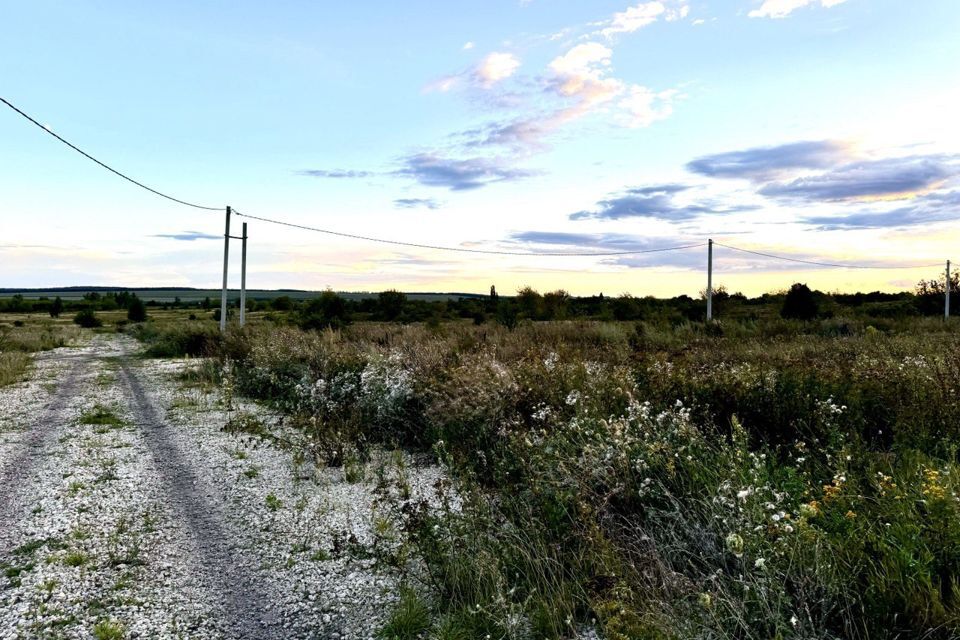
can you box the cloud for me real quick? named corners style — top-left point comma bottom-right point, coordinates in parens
top-left (393, 197), bottom-right (443, 209)
top-left (686, 140), bottom-right (849, 181)
top-left (760, 155), bottom-right (958, 202)
top-left (425, 51), bottom-right (520, 93)
top-left (151, 230), bottom-right (221, 241)
top-left (396, 153), bottom-right (537, 190)
top-left (570, 184), bottom-right (756, 221)
top-left (595, 1), bottom-right (690, 38)
top-left (465, 42), bottom-right (676, 149)
top-left (474, 52), bottom-right (521, 87)
top-left (510, 230), bottom-right (703, 268)
top-left (804, 190), bottom-right (960, 230)
top-left (619, 86), bottom-right (677, 128)
top-left (462, 41), bottom-right (475, 50)
top-left (748, 0), bottom-right (848, 19)
top-left (299, 169), bottom-right (376, 178)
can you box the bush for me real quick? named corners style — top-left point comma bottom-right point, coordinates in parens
top-left (127, 296), bottom-right (147, 322)
top-left (782, 283), bottom-right (819, 320)
top-left (73, 308), bottom-right (103, 328)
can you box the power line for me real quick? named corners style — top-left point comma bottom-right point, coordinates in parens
top-left (0, 96), bottom-right (221, 211)
top-left (0, 96), bottom-right (950, 269)
top-left (231, 210), bottom-right (706, 257)
top-left (715, 241), bottom-right (943, 270)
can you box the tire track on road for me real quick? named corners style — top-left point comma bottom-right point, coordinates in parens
top-left (119, 362), bottom-right (285, 640)
top-left (0, 354), bottom-right (88, 542)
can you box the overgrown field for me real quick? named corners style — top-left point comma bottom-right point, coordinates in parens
top-left (145, 317), bottom-right (960, 638)
top-left (0, 316), bottom-right (81, 386)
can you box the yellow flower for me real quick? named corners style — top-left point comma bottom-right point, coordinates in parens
top-left (922, 468), bottom-right (947, 500)
top-left (845, 510), bottom-right (856, 519)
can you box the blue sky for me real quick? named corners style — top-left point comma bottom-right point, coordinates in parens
top-left (2, 0), bottom-right (959, 295)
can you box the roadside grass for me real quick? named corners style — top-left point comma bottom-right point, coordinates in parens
top-left (377, 586), bottom-right (431, 640)
top-left (203, 318), bottom-right (960, 639)
top-left (0, 351), bottom-right (31, 387)
top-left (92, 619), bottom-right (125, 640)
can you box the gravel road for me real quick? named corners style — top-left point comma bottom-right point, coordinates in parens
top-left (0, 333), bottom-right (435, 639)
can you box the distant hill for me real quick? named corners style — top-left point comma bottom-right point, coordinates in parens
top-left (0, 287), bottom-right (485, 303)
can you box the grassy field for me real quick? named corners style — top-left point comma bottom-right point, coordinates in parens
top-left (0, 315), bottom-right (83, 386)
top-left (122, 314), bottom-right (960, 639)
top-left (8, 309), bottom-right (960, 638)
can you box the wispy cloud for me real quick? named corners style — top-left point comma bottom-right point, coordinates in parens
top-left (151, 230), bottom-right (221, 241)
top-left (748, 0), bottom-right (848, 20)
top-left (393, 197), bottom-right (443, 209)
top-left (510, 230), bottom-right (703, 268)
top-left (686, 140), bottom-right (849, 181)
top-left (759, 155), bottom-right (958, 202)
top-left (425, 51), bottom-right (521, 93)
top-left (396, 153), bottom-right (537, 190)
top-left (804, 190), bottom-right (960, 230)
top-left (595, 1), bottom-right (690, 38)
top-left (460, 42), bottom-right (678, 152)
top-left (569, 184), bottom-right (756, 221)
top-left (299, 169), bottom-right (376, 178)
top-left (475, 52), bottom-right (521, 87)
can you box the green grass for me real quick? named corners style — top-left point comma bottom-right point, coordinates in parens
top-left (0, 351), bottom-right (31, 387)
top-left (78, 405), bottom-right (124, 427)
top-left (208, 318), bottom-right (960, 639)
top-left (264, 493), bottom-right (282, 511)
top-left (62, 551), bottom-right (89, 567)
top-left (378, 587), bottom-right (431, 640)
top-left (92, 619), bottom-right (125, 640)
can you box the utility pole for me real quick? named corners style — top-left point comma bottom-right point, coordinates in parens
top-left (706, 238), bottom-right (713, 321)
top-left (220, 206), bottom-right (231, 332)
top-left (240, 222), bottom-right (248, 327)
top-left (946, 259), bottom-right (951, 320)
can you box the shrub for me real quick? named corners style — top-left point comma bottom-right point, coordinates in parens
top-left (782, 283), bottom-right (819, 320)
top-left (127, 296), bottom-right (147, 322)
top-left (73, 308), bottom-right (103, 328)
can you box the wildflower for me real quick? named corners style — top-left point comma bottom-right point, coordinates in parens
top-left (922, 468), bottom-right (947, 500)
top-left (844, 510), bottom-right (856, 519)
top-left (791, 615), bottom-right (798, 627)
top-left (822, 484), bottom-right (842, 502)
top-left (698, 592), bottom-right (712, 608)
top-left (799, 501), bottom-right (820, 518)
top-left (754, 557), bottom-right (766, 569)
top-left (725, 532), bottom-right (745, 558)
top-left (736, 488), bottom-right (752, 500)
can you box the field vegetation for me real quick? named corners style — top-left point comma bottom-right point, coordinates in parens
top-left (5, 281), bottom-right (960, 638)
top-left (0, 315), bottom-right (81, 386)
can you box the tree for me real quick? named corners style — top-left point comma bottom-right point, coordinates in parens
top-left (49, 296), bottom-right (64, 319)
top-left (127, 295), bottom-right (148, 323)
top-left (487, 284), bottom-right (499, 312)
top-left (377, 290), bottom-right (407, 321)
top-left (542, 290), bottom-right (570, 320)
top-left (516, 286), bottom-right (543, 320)
top-left (781, 283), bottom-right (819, 320)
top-left (271, 296), bottom-right (294, 311)
top-left (299, 289), bottom-right (350, 330)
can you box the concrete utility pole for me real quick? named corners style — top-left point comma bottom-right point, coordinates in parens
top-left (239, 222), bottom-right (248, 327)
top-left (706, 238), bottom-right (714, 321)
top-left (946, 260), bottom-right (951, 320)
top-left (220, 206), bottom-right (231, 332)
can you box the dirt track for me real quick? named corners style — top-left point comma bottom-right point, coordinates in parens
top-left (0, 333), bottom-right (430, 639)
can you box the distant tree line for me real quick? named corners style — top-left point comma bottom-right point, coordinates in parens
top-left (1, 275), bottom-right (956, 328)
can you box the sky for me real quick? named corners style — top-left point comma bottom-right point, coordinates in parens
top-left (2, 0), bottom-right (959, 297)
